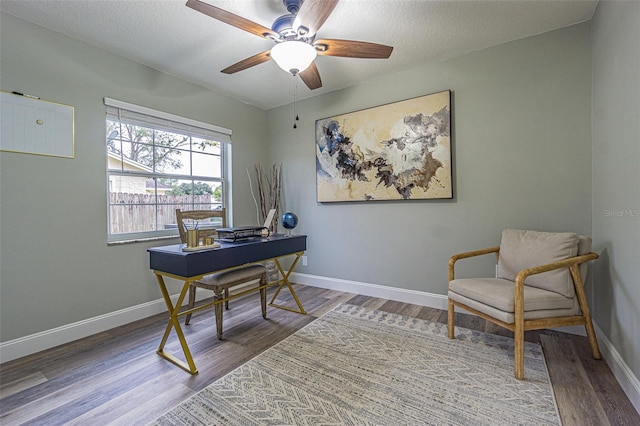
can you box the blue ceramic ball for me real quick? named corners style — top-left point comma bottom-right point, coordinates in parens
top-left (282, 212), bottom-right (298, 230)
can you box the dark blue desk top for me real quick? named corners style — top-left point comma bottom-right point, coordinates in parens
top-left (148, 234), bottom-right (307, 278)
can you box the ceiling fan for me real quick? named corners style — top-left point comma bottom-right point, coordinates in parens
top-left (185, 0), bottom-right (394, 90)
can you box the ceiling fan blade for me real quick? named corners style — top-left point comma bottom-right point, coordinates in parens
top-left (314, 39), bottom-right (393, 59)
top-left (299, 62), bottom-right (322, 90)
top-left (221, 50), bottom-right (272, 74)
top-left (186, 0), bottom-right (278, 39)
top-left (293, 0), bottom-right (339, 37)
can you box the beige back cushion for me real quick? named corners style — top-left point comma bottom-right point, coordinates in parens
top-left (497, 229), bottom-right (579, 298)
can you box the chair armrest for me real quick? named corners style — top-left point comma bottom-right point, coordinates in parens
top-left (511, 252), bottom-right (599, 322)
top-left (514, 252), bottom-right (599, 285)
top-left (448, 246), bottom-right (500, 281)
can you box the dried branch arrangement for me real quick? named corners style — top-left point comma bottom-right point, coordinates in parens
top-left (252, 163), bottom-right (282, 233)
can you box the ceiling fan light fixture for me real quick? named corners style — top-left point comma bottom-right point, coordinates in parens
top-left (270, 40), bottom-right (317, 75)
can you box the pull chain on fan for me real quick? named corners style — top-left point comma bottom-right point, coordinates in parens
top-left (292, 73), bottom-right (300, 129)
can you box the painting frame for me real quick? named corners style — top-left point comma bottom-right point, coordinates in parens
top-left (315, 90), bottom-right (452, 203)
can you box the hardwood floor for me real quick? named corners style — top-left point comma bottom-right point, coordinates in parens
top-left (1, 284), bottom-right (638, 425)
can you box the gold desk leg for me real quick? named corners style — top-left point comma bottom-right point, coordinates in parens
top-left (154, 274), bottom-right (198, 375)
top-left (269, 253), bottom-right (306, 315)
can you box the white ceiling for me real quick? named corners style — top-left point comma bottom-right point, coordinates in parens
top-left (1, 0), bottom-right (598, 110)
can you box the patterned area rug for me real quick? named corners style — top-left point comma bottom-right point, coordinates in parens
top-left (150, 303), bottom-right (560, 425)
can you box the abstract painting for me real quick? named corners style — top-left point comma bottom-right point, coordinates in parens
top-left (316, 90), bottom-right (452, 202)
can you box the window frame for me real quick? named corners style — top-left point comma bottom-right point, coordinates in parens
top-left (104, 98), bottom-right (232, 244)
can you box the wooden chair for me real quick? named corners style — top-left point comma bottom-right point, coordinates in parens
top-left (176, 208), bottom-right (267, 339)
top-left (176, 208), bottom-right (225, 246)
top-left (448, 229), bottom-right (601, 380)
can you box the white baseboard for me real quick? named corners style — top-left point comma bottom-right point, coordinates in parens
top-left (0, 297), bottom-right (170, 364)
top-left (289, 272), bottom-right (450, 310)
top-left (594, 323), bottom-right (640, 414)
top-left (0, 279), bottom-right (265, 365)
top-left (2, 272), bottom-right (639, 415)
top-left (0, 273), bottom-right (445, 364)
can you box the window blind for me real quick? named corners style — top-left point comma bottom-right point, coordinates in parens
top-left (104, 97), bottom-right (232, 144)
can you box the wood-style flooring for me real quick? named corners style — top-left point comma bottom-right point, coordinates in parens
top-left (1, 284), bottom-right (638, 425)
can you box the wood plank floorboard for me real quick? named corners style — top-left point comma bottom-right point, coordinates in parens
top-left (1, 284), bottom-right (638, 425)
top-left (541, 334), bottom-right (610, 425)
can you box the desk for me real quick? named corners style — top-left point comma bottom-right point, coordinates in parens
top-left (148, 234), bottom-right (307, 374)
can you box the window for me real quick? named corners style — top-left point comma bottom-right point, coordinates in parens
top-left (105, 98), bottom-right (231, 243)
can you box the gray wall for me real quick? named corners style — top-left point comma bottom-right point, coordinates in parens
top-left (1, 3), bottom-right (638, 390)
top-left (0, 13), bottom-right (268, 341)
top-left (591, 0), bottom-right (640, 384)
top-left (268, 23), bottom-right (593, 294)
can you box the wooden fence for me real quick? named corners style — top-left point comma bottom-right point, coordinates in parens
top-left (109, 193), bottom-right (219, 234)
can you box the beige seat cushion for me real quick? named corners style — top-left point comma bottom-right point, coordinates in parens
top-left (449, 278), bottom-right (579, 324)
top-left (497, 229), bottom-right (579, 298)
top-left (449, 278), bottom-right (575, 311)
top-left (196, 264), bottom-right (266, 293)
